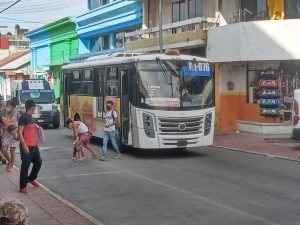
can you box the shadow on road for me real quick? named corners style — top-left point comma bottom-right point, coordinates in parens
top-left (44, 127), bottom-right (208, 159)
top-left (120, 147), bottom-right (207, 159)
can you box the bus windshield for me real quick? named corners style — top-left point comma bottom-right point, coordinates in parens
top-left (137, 60), bottom-right (214, 110)
top-left (20, 89), bottom-right (55, 104)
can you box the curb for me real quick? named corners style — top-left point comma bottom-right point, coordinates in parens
top-left (212, 145), bottom-right (300, 163)
top-left (13, 166), bottom-right (104, 225)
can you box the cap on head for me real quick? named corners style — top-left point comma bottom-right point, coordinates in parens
top-left (106, 100), bottom-right (113, 105)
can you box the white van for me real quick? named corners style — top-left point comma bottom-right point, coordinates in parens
top-left (12, 79), bottom-right (60, 128)
top-left (292, 89), bottom-right (300, 139)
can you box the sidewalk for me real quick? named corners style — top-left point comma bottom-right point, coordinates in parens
top-left (213, 131), bottom-right (300, 161)
top-left (0, 166), bottom-right (97, 225)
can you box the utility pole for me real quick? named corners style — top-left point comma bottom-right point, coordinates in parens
top-left (159, 0), bottom-right (163, 53)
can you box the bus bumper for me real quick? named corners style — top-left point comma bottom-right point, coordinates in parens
top-left (132, 127), bottom-right (214, 149)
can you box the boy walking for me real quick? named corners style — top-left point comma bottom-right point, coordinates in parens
top-left (100, 100), bottom-right (121, 161)
top-left (18, 100), bottom-right (42, 193)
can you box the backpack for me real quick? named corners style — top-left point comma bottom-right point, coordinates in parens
top-left (111, 110), bottom-right (121, 144)
top-left (35, 124), bottom-right (45, 144)
top-left (111, 110), bottom-right (117, 122)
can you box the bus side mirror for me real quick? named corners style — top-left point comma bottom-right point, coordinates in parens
top-left (56, 97), bottom-right (60, 104)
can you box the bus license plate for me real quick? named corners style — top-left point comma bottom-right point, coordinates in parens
top-left (177, 140), bottom-right (187, 147)
top-left (38, 120), bottom-right (44, 122)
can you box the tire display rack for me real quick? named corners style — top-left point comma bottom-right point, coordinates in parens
top-left (258, 69), bottom-right (281, 117)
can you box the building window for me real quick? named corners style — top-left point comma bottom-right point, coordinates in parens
top-left (101, 0), bottom-right (109, 5)
top-left (90, 0), bottom-right (100, 9)
top-left (172, 1), bottom-right (186, 22)
top-left (90, 0), bottom-right (110, 10)
top-left (115, 32), bottom-right (124, 48)
top-left (90, 35), bottom-right (110, 52)
top-left (240, 0), bottom-right (267, 20)
top-left (285, 0), bottom-right (300, 19)
top-left (188, 0), bottom-right (203, 19)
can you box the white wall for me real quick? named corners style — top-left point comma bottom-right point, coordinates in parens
top-left (219, 63), bottom-right (247, 93)
top-left (207, 23), bottom-right (241, 62)
top-left (208, 19), bottom-right (300, 62)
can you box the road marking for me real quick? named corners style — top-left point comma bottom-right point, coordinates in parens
top-left (39, 146), bottom-right (57, 150)
top-left (39, 171), bottom-right (123, 180)
top-left (126, 170), bottom-right (282, 225)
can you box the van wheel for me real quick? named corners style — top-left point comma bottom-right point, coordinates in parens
top-left (53, 122), bottom-right (60, 129)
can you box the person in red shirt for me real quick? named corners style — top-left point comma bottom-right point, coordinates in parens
top-left (18, 100), bottom-right (42, 194)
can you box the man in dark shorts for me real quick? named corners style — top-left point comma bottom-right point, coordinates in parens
top-left (18, 100), bottom-right (42, 193)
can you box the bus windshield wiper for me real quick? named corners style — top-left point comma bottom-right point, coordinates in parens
top-left (155, 57), bottom-right (174, 97)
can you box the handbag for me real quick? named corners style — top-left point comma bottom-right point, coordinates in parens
top-left (35, 124), bottom-right (45, 144)
top-left (111, 110), bottom-right (121, 144)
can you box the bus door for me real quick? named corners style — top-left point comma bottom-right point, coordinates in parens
top-left (95, 68), bottom-right (105, 119)
top-left (62, 73), bottom-right (69, 123)
top-left (121, 70), bottom-right (130, 143)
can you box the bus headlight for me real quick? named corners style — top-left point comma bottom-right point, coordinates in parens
top-left (143, 113), bottom-right (155, 138)
top-left (204, 113), bottom-right (212, 136)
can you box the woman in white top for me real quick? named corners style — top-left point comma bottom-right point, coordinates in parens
top-left (66, 119), bottom-right (97, 161)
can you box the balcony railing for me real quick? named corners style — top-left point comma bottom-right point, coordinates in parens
top-left (230, 8), bottom-right (268, 24)
top-left (125, 17), bottom-right (217, 43)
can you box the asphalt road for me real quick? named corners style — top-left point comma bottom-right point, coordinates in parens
top-left (14, 127), bottom-right (300, 225)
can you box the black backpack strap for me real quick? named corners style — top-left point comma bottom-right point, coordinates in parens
top-left (111, 110), bottom-right (116, 120)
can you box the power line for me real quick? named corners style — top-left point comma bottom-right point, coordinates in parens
top-left (0, 16), bottom-right (48, 23)
top-left (1, 1), bottom-right (86, 14)
top-left (0, 0), bottom-right (22, 14)
top-left (10, 0), bottom-right (83, 9)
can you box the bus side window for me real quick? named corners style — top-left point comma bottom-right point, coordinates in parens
top-left (81, 70), bottom-right (93, 96)
top-left (70, 71), bottom-right (81, 95)
top-left (106, 67), bottom-right (119, 96)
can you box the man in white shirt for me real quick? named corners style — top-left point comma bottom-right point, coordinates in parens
top-left (100, 100), bottom-right (121, 161)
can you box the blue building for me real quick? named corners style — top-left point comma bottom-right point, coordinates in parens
top-left (73, 0), bottom-right (142, 60)
top-left (25, 27), bottom-right (50, 72)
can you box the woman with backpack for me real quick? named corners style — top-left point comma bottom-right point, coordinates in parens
top-left (2, 98), bottom-right (21, 172)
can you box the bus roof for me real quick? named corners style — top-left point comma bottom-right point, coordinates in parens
top-left (61, 52), bottom-right (211, 71)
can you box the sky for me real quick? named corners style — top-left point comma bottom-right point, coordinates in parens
top-left (0, 0), bottom-right (88, 34)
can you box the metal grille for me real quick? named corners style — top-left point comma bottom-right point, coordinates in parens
top-left (158, 117), bottom-right (203, 135)
top-left (40, 111), bottom-right (51, 119)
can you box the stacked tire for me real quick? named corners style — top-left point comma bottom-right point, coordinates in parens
top-left (258, 68), bottom-right (281, 117)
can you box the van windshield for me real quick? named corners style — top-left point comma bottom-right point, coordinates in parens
top-left (20, 89), bottom-right (55, 104)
